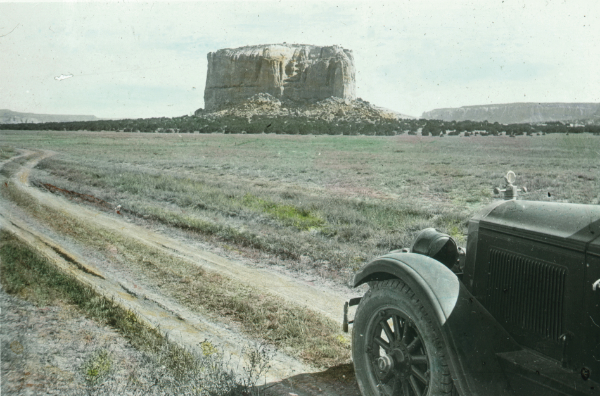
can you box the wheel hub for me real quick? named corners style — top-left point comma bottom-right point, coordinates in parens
top-left (390, 344), bottom-right (411, 378)
top-left (377, 354), bottom-right (394, 372)
top-left (377, 343), bottom-right (412, 379)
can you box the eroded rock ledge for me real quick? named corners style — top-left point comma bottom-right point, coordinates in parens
top-left (422, 103), bottom-right (600, 124)
top-left (196, 93), bottom-right (413, 123)
top-left (204, 44), bottom-right (356, 111)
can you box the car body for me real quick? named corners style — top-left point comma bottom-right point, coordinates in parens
top-left (346, 197), bottom-right (600, 395)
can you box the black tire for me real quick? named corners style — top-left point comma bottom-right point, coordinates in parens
top-left (352, 279), bottom-right (454, 396)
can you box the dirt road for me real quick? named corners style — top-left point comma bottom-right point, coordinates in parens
top-left (0, 149), bottom-right (362, 395)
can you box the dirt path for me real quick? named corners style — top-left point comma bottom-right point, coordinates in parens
top-left (0, 149), bottom-right (362, 395)
top-left (17, 150), bottom-right (348, 322)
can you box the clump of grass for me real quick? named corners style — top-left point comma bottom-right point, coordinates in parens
top-left (83, 349), bottom-right (112, 385)
top-left (242, 194), bottom-right (325, 231)
top-left (0, 145), bottom-right (17, 160)
top-left (242, 193), bottom-right (326, 231)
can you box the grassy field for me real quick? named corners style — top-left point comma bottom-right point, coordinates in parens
top-left (1, 131), bottom-right (599, 283)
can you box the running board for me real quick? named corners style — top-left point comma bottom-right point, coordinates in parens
top-left (497, 350), bottom-right (599, 396)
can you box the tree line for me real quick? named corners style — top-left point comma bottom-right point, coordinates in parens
top-left (2, 115), bottom-right (599, 136)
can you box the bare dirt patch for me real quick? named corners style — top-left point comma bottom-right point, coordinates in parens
top-left (1, 287), bottom-right (153, 395)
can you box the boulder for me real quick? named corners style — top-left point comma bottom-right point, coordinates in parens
top-left (204, 44), bottom-right (356, 110)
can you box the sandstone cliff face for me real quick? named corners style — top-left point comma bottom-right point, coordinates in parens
top-left (204, 44), bottom-right (356, 110)
top-left (422, 103), bottom-right (600, 124)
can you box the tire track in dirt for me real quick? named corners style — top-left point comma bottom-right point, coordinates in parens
top-left (0, 149), bottom-right (362, 395)
top-left (17, 150), bottom-right (348, 323)
top-left (0, 193), bottom-right (315, 385)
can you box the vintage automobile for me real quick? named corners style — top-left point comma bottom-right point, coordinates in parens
top-left (343, 172), bottom-right (600, 395)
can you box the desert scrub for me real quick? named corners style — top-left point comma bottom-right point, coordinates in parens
top-left (0, 230), bottom-right (271, 395)
top-left (1, 183), bottom-right (351, 368)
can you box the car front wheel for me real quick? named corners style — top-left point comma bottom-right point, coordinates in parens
top-left (352, 279), bottom-right (455, 396)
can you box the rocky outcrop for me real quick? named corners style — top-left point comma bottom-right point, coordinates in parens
top-left (422, 103), bottom-right (600, 124)
top-left (204, 44), bottom-right (356, 110)
top-left (196, 93), bottom-right (413, 122)
top-left (0, 109), bottom-right (99, 124)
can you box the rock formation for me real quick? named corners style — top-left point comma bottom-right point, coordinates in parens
top-left (422, 103), bottom-right (600, 124)
top-left (204, 44), bottom-right (356, 111)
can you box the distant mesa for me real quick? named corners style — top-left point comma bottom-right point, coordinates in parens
top-left (204, 44), bottom-right (356, 111)
top-left (422, 102), bottom-right (600, 124)
top-left (0, 109), bottom-right (99, 124)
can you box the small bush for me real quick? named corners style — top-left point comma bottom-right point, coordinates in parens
top-left (83, 349), bottom-right (112, 385)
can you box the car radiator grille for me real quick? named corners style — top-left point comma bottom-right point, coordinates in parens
top-left (486, 249), bottom-right (567, 341)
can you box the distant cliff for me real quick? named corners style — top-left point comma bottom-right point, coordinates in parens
top-left (204, 44), bottom-right (356, 111)
top-left (0, 109), bottom-right (99, 124)
top-left (422, 103), bottom-right (600, 124)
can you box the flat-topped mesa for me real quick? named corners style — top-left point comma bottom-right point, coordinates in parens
top-left (204, 44), bottom-right (356, 111)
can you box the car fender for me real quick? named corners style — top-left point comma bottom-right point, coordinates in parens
top-left (354, 253), bottom-right (521, 395)
top-left (354, 253), bottom-right (460, 324)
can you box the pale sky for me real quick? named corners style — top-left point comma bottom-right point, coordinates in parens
top-left (1, 0), bottom-right (598, 119)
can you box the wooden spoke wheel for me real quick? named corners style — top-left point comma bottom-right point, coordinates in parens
top-left (352, 280), bottom-right (455, 396)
